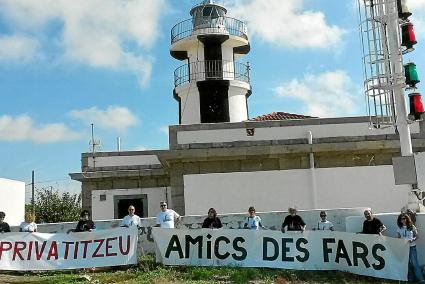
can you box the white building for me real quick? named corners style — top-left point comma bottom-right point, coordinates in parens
top-left (70, 0), bottom-right (425, 220)
top-left (0, 178), bottom-right (25, 226)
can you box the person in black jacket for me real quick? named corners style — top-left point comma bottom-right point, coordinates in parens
top-left (75, 210), bottom-right (96, 232)
top-left (202, 208), bottom-right (222, 229)
top-left (0, 211), bottom-right (10, 233)
top-left (281, 207), bottom-right (306, 233)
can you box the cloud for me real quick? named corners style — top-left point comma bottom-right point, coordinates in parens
top-left (0, 35), bottom-right (40, 62)
top-left (274, 70), bottom-right (362, 117)
top-left (409, 1), bottom-right (425, 39)
top-left (69, 106), bottom-right (139, 132)
top-left (160, 126), bottom-right (169, 135)
top-left (0, 0), bottom-right (167, 86)
top-left (0, 115), bottom-right (80, 143)
top-left (226, 0), bottom-right (345, 48)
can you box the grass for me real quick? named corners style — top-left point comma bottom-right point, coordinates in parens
top-left (0, 255), bottom-right (401, 284)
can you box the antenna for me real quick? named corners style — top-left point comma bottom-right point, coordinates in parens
top-left (89, 123), bottom-right (101, 154)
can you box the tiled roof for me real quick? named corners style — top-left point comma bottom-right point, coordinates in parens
top-left (251, 112), bottom-right (316, 121)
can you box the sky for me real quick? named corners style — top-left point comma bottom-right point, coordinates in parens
top-left (0, 0), bottom-right (424, 199)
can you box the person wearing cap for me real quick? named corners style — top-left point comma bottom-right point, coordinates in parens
top-left (243, 206), bottom-right (265, 230)
top-left (281, 207), bottom-right (306, 233)
top-left (75, 210), bottom-right (96, 232)
top-left (312, 210), bottom-right (334, 231)
top-left (155, 201), bottom-right (181, 228)
top-left (0, 211), bottom-right (11, 233)
top-left (121, 205), bottom-right (141, 227)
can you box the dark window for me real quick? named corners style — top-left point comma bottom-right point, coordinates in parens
top-left (198, 81), bottom-right (230, 123)
top-left (203, 7), bottom-right (212, 16)
top-left (99, 194), bottom-right (106, 201)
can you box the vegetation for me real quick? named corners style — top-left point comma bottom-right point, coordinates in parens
top-left (25, 187), bottom-right (81, 223)
top-left (0, 255), bottom-right (399, 284)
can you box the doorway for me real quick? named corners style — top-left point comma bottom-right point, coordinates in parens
top-left (114, 194), bottom-right (148, 219)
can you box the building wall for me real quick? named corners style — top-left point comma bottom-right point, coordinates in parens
top-left (91, 187), bottom-right (168, 220)
top-left (0, 178), bottom-right (25, 226)
top-left (176, 121), bottom-right (420, 145)
top-left (183, 165), bottom-right (410, 215)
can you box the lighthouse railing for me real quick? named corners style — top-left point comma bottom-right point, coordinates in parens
top-left (171, 16), bottom-right (248, 44)
top-left (174, 60), bottom-right (250, 87)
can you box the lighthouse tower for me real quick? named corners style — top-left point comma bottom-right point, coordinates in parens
top-left (171, 0), bottom-right (251, 124)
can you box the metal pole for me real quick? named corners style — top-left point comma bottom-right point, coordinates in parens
top-left (386, 0), bottom-right (413, 156)
top-left (31, 170), bottom-right (35, 216)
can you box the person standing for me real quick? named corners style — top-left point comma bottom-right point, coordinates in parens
top-left (243, 206), bottom-right (265, 230)
top-left (75, 210), bottom-right (96, 232)
top-left (397, 213), bottom-right (425, 282)
top-left (312, 210), bottom-right (334, 231)
top-left (20, 212), bottom-right (37, 232)
top-left (361, 209), bottom-right (386, 235)
top-left (202, 208), bottom-right (222, 229)
top-left (121, 205), bottom-right (141, 227)
top-left (0, 211), bottom-right (10, 233)
top-left (281, 207), bottom-right (306, 233)
top-left (155, 201), bottom-right (181, 228)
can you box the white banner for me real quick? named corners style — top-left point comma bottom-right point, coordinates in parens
top-left (0, 227), bottom-right (138, 270)
top-left (153, 228), bottom-right (409, 281)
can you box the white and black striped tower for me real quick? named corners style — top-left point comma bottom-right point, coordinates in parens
top-left (171, 0), bottom-right (251, 124)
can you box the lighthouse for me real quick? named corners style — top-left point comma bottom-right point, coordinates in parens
top-left (171, 0), bottom-right (251, 124)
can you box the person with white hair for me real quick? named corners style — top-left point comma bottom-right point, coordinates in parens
top-left (281, 207), bottom-right (306, 233)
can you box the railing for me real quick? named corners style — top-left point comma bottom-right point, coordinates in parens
top-left (171, 16), bottom-right (248, 44)
top-left (174, 60), bottom-right (250, 87)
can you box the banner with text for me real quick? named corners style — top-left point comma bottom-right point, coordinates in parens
top-left (153, 228), bottom-right (409, 281)
top-left (0, 227), bottom-right (138, 270)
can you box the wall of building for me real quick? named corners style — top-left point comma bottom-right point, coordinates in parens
top-left (176, 120), bottom-right (420, 145)
top-left (0, 178), bottom-right (25, 226)
top-left (91, 187), bottom-right (168, 220)
top-left (183, 165), bottom-right (410, 215)
top-left (87, 155), bottom-right (161, 168)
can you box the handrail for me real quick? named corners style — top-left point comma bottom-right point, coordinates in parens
top-left (171, 16), bottom-right (248, 44)
top-left (174, 60), bottom-right (250, 87)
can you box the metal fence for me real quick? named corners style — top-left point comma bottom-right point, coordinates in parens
top-left (174, 60), bottom-right (250, 87)
top-left (171, 16), bottom-right (248, 44)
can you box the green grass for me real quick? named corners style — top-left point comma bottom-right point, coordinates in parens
top-left (0, 255), bottom-right (401, 284)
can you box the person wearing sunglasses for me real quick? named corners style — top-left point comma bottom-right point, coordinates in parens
top-left (312, 210), bottom-right (334, 231)
top-left (121, 205), bottom-right (141, 228)
top-left (155, 201), bottom-right (181, 228)
top-left (75, 210), bottom-right (96, 232)
top-left (243, 206), bottom-right (265, 230)
top-left (397, 213), bottom-right (424, 282)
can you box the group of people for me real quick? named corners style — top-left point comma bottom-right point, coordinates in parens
top-left (0, 205), bottom-right (423, 282)
top-left (0, 211), bottom-right (37, 233)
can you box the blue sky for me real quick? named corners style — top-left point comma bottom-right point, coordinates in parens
top-left (0, 0), bottom-right (424, 197)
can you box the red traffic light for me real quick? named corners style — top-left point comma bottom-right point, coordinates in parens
top-left (409, 93), bottom-right (425, 120)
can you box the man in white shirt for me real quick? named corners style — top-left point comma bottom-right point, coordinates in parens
top-left (155, 201), bottom-right (181, 228)
top-left (121, 205), bottom-right (141, 227)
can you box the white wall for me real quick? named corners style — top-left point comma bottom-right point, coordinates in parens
top-left (183, 166), bottom-right (410, 215)
top-left (177, 122), bottom-right (420, 145)
top-left (0, 178), bottom-right (25, 226)
top-left (91, 187), bottom-right (167, 220)
top-left (228, 84), bottom-right (248, 122)
top-left (87, 155), bottom-right (160, 168)
top-left (175, 84), bottom-right (201, 125)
